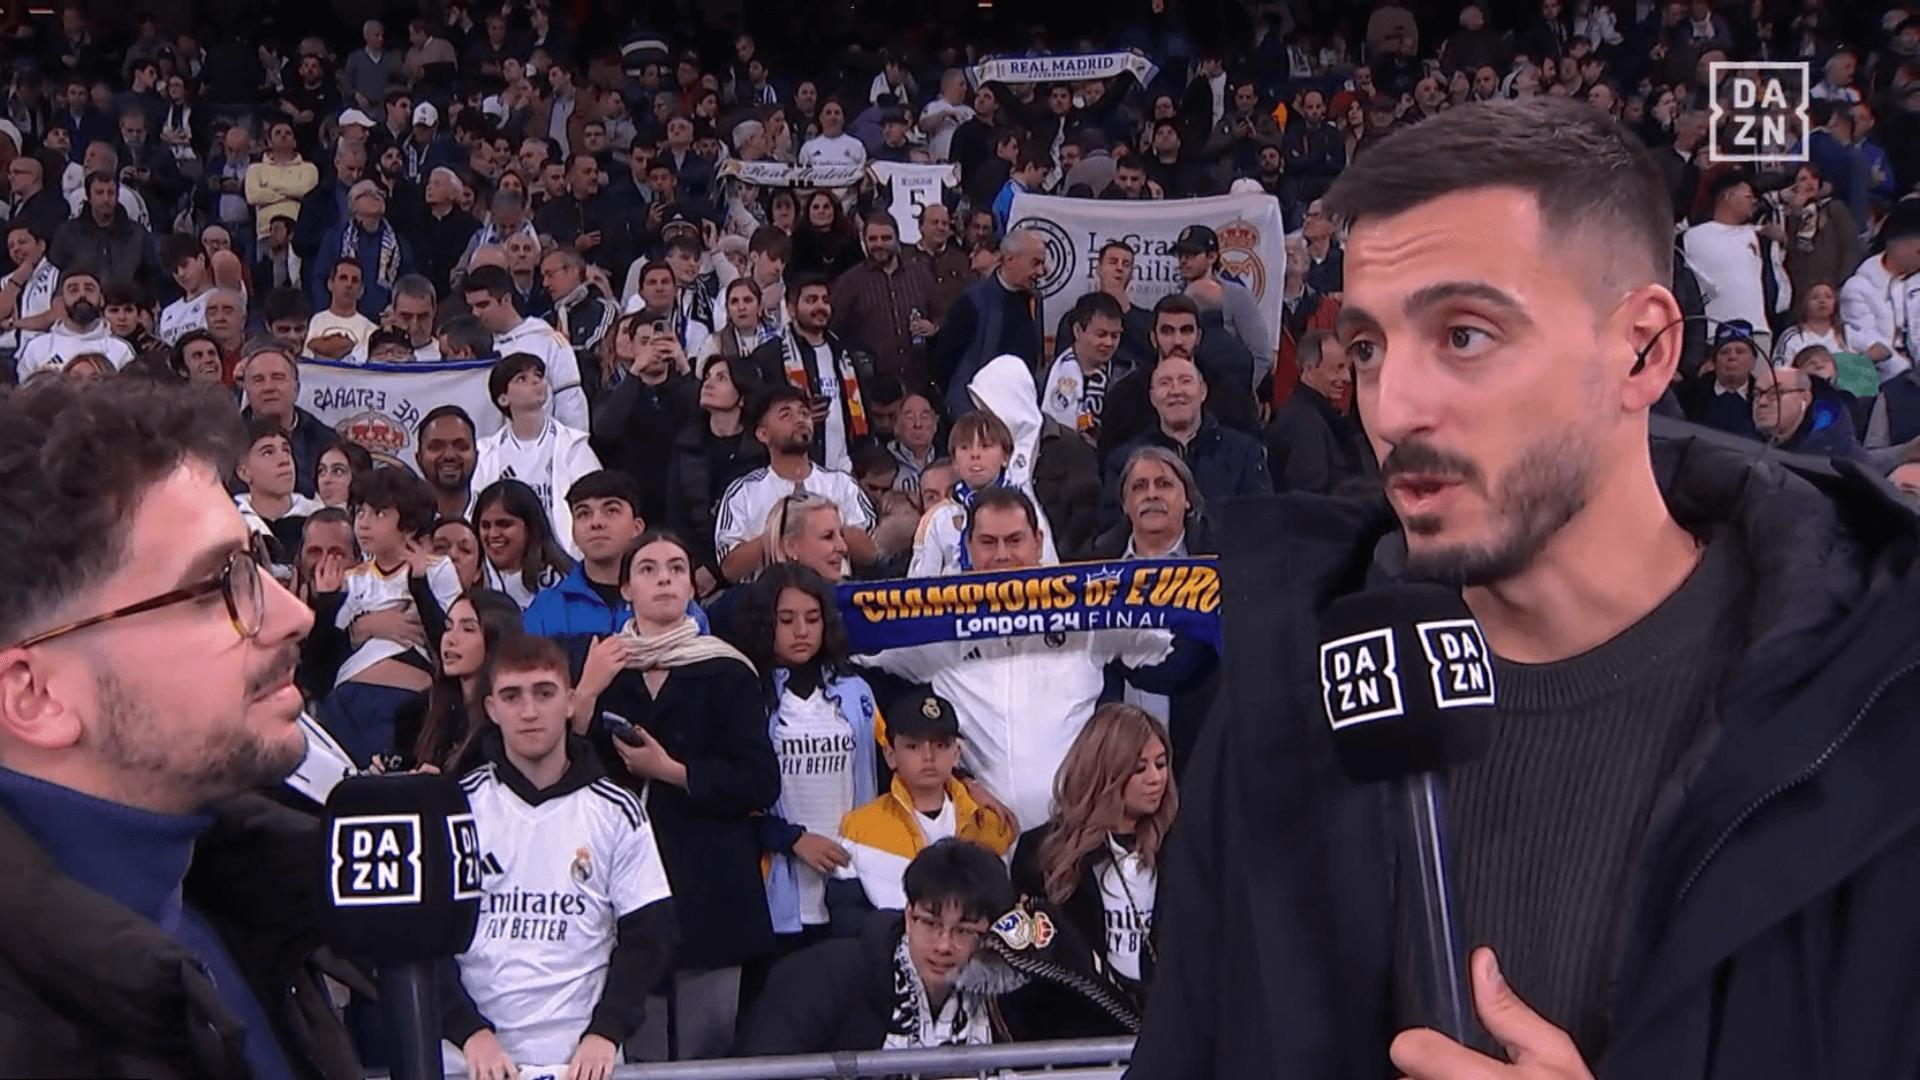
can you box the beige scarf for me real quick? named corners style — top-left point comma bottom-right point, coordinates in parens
top-left (617, 615), bottom-right (757, 673)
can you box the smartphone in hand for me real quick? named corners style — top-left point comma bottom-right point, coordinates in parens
top-left (600, 711), bottom-right (645, 747)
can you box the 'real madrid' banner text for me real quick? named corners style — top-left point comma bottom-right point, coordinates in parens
top-left (967, 51), bottom-right (1160, 89)
top-left (297, 358), bottom-right (503, 473)
top-left (1006, 191), bottom-right (1286, 356)
top-left (838, 559), bottom-right (1221, 654)
top-left (717, 159), bottom-right (868, 189)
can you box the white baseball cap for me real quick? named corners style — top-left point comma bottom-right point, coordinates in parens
top-left (338, 108), bottom-right (376, 128)
top-left (412, 101), bottom-right (439, 127)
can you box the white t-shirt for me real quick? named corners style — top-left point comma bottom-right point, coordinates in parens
top-left (235, 491), bottom-right (325, 523)
top-left (868, 162), bottom-right (958, 245)
top-left (333, 556), bottom-right (463, 685)
top-left (1683, 221), bottom-right (1791, 346)
top-left (158, 289), bottom-right (211, 345)
top-left (306, 309), bottom-right (379, 360)
top-left (14, 322), bottom-right (136, 379)
top-left (493, 420), bottom-right (560, 510)
top-left (7, 258), bottom-right (57, 351)
top-left (798, 133), bottom-right (867, 169)
top-left (919, 100), bottom-right (973, 162)
top-left (713, 464), bottom-right (876, 560)
top-left (484, 560), bottom-right (564, 611)
top-left (773, 688), bottom-right (857, 925)
top-left (1094, 838), bottom-right (1156, 982)
top-left (452, 763), bottom-right (673, 1071)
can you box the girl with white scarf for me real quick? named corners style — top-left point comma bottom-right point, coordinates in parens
top-left (577, 530), bottom-right (778, 1062)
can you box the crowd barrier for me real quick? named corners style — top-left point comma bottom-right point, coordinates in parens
top-left (373, 1036), bottom-right (1134, 1079)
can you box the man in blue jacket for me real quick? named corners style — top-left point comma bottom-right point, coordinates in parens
top-left (524, 471), bottom-right (707, 668)
top-left (1134, 95), bottom-right (1920, 1080)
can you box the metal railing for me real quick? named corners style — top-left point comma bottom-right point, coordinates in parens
top-left (379, 1037), bottom-right (1135, 1080)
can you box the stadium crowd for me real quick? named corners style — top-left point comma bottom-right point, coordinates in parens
top-left (0, 0), bottom-right (1916, 1075)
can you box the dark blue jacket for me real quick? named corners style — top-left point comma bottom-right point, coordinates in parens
top-left (1776, 396), bottom-right (1870, 465)
top-left (1132, 437), bottom-right (1920, 1080)
top-left (310, 222), bottom-right (417, 321)
top-left (1100, 414), bottom-right (1272, 532)
top-left (524, 563), bottom-right (711, 675)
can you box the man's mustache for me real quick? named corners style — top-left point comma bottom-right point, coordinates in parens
top-left (1380, 440), bottom-right (1478, 484)
top-left (245, 645), bottom-right (302, 700)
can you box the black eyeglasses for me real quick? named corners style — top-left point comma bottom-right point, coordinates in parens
top-left (12, 549), bottom-right (266, 650)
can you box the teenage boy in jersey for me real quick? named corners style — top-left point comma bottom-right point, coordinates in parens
top-left (157, 233), bottom-right (214, 344)
top-left (448, 634), bottom-right (677, 1080)
top-left (471, 352), bottom-right (603, 558)
top-left (319, 467), bottom-right (461, 765)
top-left (234, 418), bottom-right (325, 561)
top-left (837, 690), bottom-right (1017, 915)
top-left (522, 471), bottom-right (708, 659)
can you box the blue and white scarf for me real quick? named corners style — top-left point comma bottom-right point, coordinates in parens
top-left (343, 216), bottom-right (403, 295)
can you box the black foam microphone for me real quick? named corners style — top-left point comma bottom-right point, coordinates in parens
top-left (320, 773), bottom-right (485, 1080)
top-left (1317, 584), bottom-right (1496, 1048)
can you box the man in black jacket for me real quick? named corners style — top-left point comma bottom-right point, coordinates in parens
top-left (1135, 95), bottom-right (1920, 1080)
top-left (1099, 294), bottom-right (1260, 464)
top-left (932, 226), bottom-right (1046, 417)
top-left (0, 375), bottom-right (361, 1078)
top-left (1265, 329), bottom-right (1370, 494)
top-left (743, 839), bottom-right (1017, 1054)
top-left (1099, 352), bottom-right (1270, 532)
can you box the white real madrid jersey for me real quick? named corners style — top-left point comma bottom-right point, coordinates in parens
top-left (452, 763), bottom-right (673, 1068)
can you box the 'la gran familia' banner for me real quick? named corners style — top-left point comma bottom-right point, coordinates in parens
top-left (838, 559), bottom-right (1222, 654)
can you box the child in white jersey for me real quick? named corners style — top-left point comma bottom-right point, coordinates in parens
top-left (471, 352), bottom-right (603, 558)
top-left (319, 467), bottom-right (461, 766)
top-left (447, 635), bottom-right (677, 1080)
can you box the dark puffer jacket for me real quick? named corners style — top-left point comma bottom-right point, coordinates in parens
top-left (0, 795), bottom-right (364, 1079)
top-left (1132, 437), bottom-right (1920, 1080)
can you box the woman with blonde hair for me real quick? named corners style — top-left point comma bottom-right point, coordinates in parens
top-left (1010, 703), bottom-right (1175, 1017)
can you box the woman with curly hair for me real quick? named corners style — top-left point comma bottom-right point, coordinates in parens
top-left (737, 562), bottom-right (880, 954)
top-left (1011, 703), bottom-right (1175, 1010)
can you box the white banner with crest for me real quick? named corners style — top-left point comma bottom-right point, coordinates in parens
top-left (1005, 191), bottom-right (1288, 356)
top-left (297, 358), bottom-right (503, 472)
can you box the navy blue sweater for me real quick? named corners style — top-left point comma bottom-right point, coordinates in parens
top-left (0, 768), bottom-right (297, 1080)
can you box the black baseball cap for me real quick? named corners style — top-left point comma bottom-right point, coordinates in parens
top-left (1174, 224), bottom-right (1219, 254)
top-left (887, 689), bottom-right (961, 743)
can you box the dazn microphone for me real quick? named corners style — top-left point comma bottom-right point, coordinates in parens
top-left (1317, 584), bottom-right (1496, 1049)
top-left (320, 773), bottom-right (485, 1080)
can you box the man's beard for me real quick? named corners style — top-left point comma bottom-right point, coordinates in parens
top-left (778, 429), bottom-right (814, 454)
top-left (92, 652), bottom-right (306, 807)
top-left (1385, 428), bottom-right (1595, 589)
top-left (66, 300), bottom-right (100, 326)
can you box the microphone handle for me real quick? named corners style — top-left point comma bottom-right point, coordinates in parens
top-left (379, 961), bottom-right (446, 1080)
top-left (1394, 770), bottom-right (1491, 1053)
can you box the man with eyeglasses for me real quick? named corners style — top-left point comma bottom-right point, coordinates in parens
top-left (0, 376), bottom-right (361, 1076)
top-left (742, 839), bottom-right (1015, 1054)
top-left (4, 156), bottom-right (69, 259)
top-left (1750, 362), bottom-right (1872, 464)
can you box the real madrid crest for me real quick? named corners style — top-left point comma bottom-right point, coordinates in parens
top-left (570, 846), bottom-right (593, 883)
top-left (992, 909), bottom-right (1035, 950)
top-left (1031, 910), bottom-right (1056, 949)
top-left (922, 697), bottom-right (942, 719)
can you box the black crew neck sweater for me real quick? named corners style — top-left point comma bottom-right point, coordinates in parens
top-left (1393, 527), bottom-right (1752, 1061)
